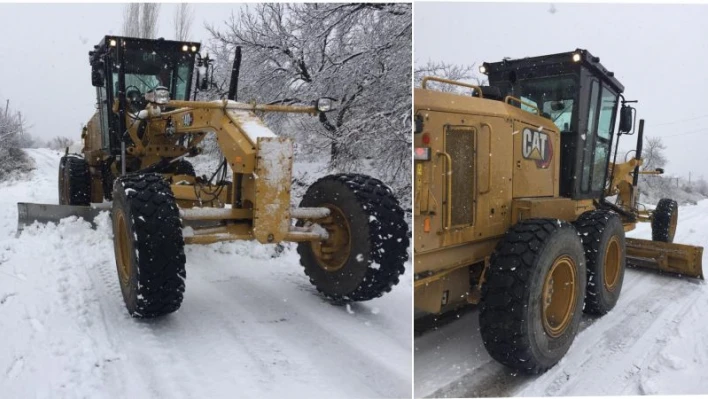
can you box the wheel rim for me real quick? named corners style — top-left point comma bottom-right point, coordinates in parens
top-left (542, 255), bottom-right (577, 338)
top-left (311, 204), bottom-right (351, 272)
top-left (604, 236), bottom-right (621, 291)
top-left (115, 210), bottom-right (133, 286)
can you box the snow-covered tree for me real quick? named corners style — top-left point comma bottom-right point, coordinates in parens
top-left (0, 99), bottom-right (32, 180)
top-left (206, 3), bottom-right (412, 201)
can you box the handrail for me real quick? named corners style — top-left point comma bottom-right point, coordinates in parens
top-left (421, 76), bottom-right (483, 98)
top-left (479, 122), bottom-right (493, 194)
top-left (504, 96), bottom-right (540, 115)
top-left (437, 151), bottom-right (453, 230)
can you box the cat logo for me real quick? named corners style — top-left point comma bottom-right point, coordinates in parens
top-left (522, 128), bottom-right (553, 169)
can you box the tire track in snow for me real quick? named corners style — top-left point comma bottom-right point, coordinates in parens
top-left (418, 270), bottom-right (705, 398)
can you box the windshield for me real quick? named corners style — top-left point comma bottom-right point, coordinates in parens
top-left (112, 47), bottom-right (193, 101)
top-left (517, 75), bottom-right (578, 132)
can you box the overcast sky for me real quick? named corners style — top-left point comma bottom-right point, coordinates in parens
top-left (415, 2), bottom-right (708, 180)
top-left (0, 3), bottom-right (242, 142)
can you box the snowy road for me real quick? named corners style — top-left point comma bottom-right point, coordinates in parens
top-left (415, 199), bottom-right (708, 397)
top-left (0, 149), bottom-right (412, 398)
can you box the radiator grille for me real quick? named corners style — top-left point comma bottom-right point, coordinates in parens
top-left (445, 126), bottom-right (475, 227)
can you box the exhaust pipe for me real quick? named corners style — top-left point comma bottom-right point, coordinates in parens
top-left (227, 46), bottom-right (242, 101)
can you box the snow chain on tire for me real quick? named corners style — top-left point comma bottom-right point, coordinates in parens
top-left (111, 173), bottom-right (186, 318)
top-left (59, 156), bottom-right (91, 206)
top-left (297, 173), bottom-right (409, 302)
top-left (652, 198), bottom-right (678, 243)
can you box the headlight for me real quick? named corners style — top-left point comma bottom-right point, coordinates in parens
top-left (317, 98), bottom-right (333, 112)
top-left (145, 86), bottom-right (170, 105)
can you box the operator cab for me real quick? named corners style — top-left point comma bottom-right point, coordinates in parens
top-left (88, 36), bottom-right (200, 154)
top-left (481, 49), bottom-right (624, 200)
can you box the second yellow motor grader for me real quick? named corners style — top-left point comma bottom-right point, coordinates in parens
top-left (18, 35), bottom-right (409, 318)
top-left (414, 49), bottom-right (703, 374)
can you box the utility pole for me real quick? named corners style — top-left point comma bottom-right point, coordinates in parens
top-left (689, 171), bottom-right (692, 185)
top-left (4, 99), bottom-right (8, 119)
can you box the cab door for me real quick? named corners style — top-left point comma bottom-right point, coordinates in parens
top-left (513, 122), bottom-right (557, 198)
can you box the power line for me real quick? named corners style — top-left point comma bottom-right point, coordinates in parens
top-left (663, 127), bottom-right (708, 138)
top-left (651, 114), bottom-right (708, 127)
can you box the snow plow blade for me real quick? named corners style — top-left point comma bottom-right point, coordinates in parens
top-left (16, 202), bottom-right (108, 236)
top-left (626, 238), bottom-right (704, 279)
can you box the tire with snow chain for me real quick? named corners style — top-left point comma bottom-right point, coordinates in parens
top-left (111, 173), bottom-right (186, 318)
top-left (296, 173), bottom-right (408, 302)
top-left (480, 219), bottom-right (586, 374)
top-left (58, 156), bottom-right (91, 205)
top-left (575, 210), bottom-right (625, 315)
top-left (652, 198), bottom-right (678, 243)
top-left (165, 160), bottom-right (195, 177)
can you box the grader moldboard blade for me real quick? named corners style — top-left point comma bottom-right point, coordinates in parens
top-left (16, 202), bottom-right (110, 236)
top-left (626, 238), bottom-right (704, 279)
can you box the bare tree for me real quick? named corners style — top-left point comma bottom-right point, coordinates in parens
top-left (48, 136), bottom-right (74, 151)
top-left (174, 3), bottom-right (194, 41)
top-left (207, 4), bottom-right (412, 200)
top-left (641, 136), bottom-right (667, 171)
top-left (141, 3), bottom-right (161, 39)
top-left (122, 3), bottom-right (160, 39)
top-left (122, 3), bottom-right (141, 37)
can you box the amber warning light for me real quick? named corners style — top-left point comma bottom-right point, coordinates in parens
top-left (415, 147), bottom-right (431, 161)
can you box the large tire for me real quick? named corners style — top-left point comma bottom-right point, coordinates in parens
top-left (165, 160), bottom-right (195, 177)
top-left (296, 174), bottom-right (408, 302)
top-left (111, 173), bottom-right (186, 318)
top-left (58, 156), bottom-right (91, 205)
top-left (575, 210), bottom-right (626, 315)
top-left (652, 198), bottom-right (678, 243)
top-left (480, 219), bottom-right (586, 374)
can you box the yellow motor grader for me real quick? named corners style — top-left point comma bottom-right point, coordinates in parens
top-left (18, 36), bottom-right (408, 318)
top-left (413, 49), bottom-right (703, 374)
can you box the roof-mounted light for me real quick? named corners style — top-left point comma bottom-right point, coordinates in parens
top-left (572, 53), bottom-right (582, 62)
top-left (182, 44), bottom-right (189, 52)
top-left (479, 65), bottom-right (487, 74)
top-left (109, 39), bottom-right (117, 47)
top-left (191, 45), bottom-right (197, 52)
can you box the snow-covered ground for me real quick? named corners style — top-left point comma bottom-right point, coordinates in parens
top-left (415, 200), bottom-right (708, 397)
top-left (0, 149), bottom-right (412, 398)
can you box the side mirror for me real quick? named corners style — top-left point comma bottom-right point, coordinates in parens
top-left (91, 63), bottom-right (104, 87)
top-left (200, 75), bottom-right (209, 91)
top-left (619, 105), bottom-right (633, 133)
